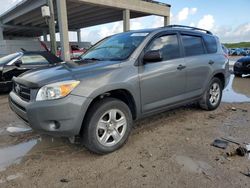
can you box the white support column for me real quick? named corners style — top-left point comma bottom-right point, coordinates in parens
top-left (123, 9), bottom-right (130, 32)
top-left (48, 0), bottom-right (57, 55)
top-left (43, 30), bottom-right (48, 42)
top-left (164, 16), bottom-right (170, 26)
top-left (0, 27), bottom-right (4, 41)
top-left (56, 0), bottom-right (70, 61)
top-left (77, 29), bottom-right (81, 43)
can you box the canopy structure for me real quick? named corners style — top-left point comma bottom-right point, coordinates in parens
top-left (0, 0), bottom-right (171, 60)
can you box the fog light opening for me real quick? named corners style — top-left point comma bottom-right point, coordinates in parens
top-left (49, 121), bottom-right (61, 130)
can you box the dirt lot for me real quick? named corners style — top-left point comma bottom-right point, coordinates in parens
top-left (0, 73), bottom-right (250, 187)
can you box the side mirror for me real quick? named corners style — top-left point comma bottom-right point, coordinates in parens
top-left (14, 59), bottom-right (22, 67)
top-left (143, 50), bottom-right (163, 63)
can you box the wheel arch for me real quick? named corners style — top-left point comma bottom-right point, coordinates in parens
top-left (212, 72), bottom-right (226, 88)
top-left (79, 88), bottom-right (137, 135)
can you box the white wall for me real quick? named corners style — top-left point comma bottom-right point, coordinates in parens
top-left (0, 40), bottom-right (91, 57)
top-left (0, 40), bottom-right (44, 57)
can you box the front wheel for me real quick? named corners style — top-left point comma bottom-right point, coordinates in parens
top-left (199, 77), bottom-right (223, 111)
top-left (82, 98), bottom-right (133, 154)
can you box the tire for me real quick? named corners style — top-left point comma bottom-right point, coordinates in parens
top-left (199, 77), bottom-right (223, 111)
top-left (82, 98), bottom-right (133, 154)
top-left (234, 73), bottom-right (242, 77)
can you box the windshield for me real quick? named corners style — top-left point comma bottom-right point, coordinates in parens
top-left (0, 53), bottom-right (22, 66)
top-left (80, 32), bottom-right (149, 61)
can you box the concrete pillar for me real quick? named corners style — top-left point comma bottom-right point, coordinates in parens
top-left (0, 27), bottom-right (4, 41)
top-left (77, 29), bottom-right (81, 43)
top-left (43, 31), bottom-right (48, 42)
top-left (164, 16), bottom-right (170, 26)
top-left (123, 9), bottom-right (130, 32)
top-left (56, 0), bottom-right (70, 61)
top-left (48, 0), bottom-right (57, 55)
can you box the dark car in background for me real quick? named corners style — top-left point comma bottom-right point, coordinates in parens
top-left (234, 56), bottom-right (250, 77)
top-left (0, 51), bottom-right (62, 92)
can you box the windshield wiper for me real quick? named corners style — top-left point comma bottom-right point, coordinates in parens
top-left (81, 58), bottom-right (102, 61)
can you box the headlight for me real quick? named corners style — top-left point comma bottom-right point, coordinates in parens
top-left (36, 80), bottom-right (80, 101)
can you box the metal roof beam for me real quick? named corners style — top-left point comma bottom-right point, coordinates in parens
top-left (69, 12), bottom-right (123, 29)
top-left (68, 9), bottom-right (119, 25)
top-left (69, 0), bottom-right (170, 17)
top-left (67, 6), bottom-right (104, 18)
top-left (69, 11), bottom-right (148, 29)
top-left (22, 16), bottom-right (44, 26)
top-left (1, 0), bottom-right (47, 24)
top-left (1, 24), bottom-right (48, 31)
top-left (13, 10), bottom-right (41, 25)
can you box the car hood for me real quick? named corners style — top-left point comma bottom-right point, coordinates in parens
top-left (14, 60), bottom-right (120, 88)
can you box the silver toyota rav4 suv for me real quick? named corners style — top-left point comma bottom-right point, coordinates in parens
top-left (9, 25), bottom-right (230, 154)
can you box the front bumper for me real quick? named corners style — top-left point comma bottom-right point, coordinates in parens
top-left (9, 91), bottom-right (91, 137)
top-left (0, 81), bottom-right (12, 91)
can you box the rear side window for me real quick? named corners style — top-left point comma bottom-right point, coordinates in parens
top-left (21, 55), bottom-right (49, 65)
top-left (181, 35), bottom-right (205, 56)
top-left (203, 35), bottom-right (218, 53)
top-left (147, 34), bottom-right (181, 61)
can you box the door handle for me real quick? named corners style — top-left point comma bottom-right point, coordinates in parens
top-left (208, 60), bottom-right (215, 65)
top-left (177, 64), bottom-right (186, 70)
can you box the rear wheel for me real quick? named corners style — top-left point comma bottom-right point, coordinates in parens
top-left (82, 98), bottom-right (133, 154)
top-left (199, 77), bottom-right (223, 111)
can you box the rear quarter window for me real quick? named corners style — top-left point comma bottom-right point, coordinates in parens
top-left (203, 35), bottom-right (218, 54)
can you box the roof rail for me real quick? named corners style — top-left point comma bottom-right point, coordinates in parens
top-left (165, 25), bottom-right (213, 35)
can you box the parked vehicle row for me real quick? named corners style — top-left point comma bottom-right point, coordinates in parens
top-left (39, 40), bottom-right (89, 60)
top-left (57, 45), bottom-right (87, 60)
top-left (9, 25), bottom-right (230, 154)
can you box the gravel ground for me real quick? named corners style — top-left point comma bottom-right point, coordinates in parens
top-left (0, 60), bottom-right (250, 187)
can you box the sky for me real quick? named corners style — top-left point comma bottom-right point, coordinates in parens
top-left (1, 0), bottom-right (250, 44)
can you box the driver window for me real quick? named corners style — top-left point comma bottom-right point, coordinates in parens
top-left (147, 34), bottom-right (181, 61)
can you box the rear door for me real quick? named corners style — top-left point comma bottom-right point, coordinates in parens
top-left (139, 32), bottom-right (187, 113)
top-left (180, 33), bottom-right (213, 97)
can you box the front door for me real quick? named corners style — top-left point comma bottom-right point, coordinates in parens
top-left (139, 33), bottom-right (187, 113)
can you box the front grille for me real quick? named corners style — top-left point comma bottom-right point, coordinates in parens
top-left (10, 98), bottom-right (26, 112)
top-left (13, 82), bottom-right (31, 101)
